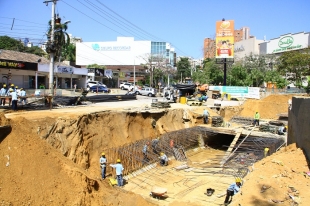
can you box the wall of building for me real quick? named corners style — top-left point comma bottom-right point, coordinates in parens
top-left (234, 37), bottom-right (264, 60)
top-left (288, 96), bottom-right (310, 161)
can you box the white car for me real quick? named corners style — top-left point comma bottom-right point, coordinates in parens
top-left (120, 82), bottom-right (133, 90)
top-left (136, 87), bottom-right (157, 97)
top-left (87, 81), bottom-right (105, 88)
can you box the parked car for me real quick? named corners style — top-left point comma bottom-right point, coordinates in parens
top-left (119, 82), bottom-right (133, 90)
top-left (89, 85), bottom-right (110, 93)
top-left (87, 81), bottom-right (105, 88)
top-left (137, 87), bottom-right (157, 97)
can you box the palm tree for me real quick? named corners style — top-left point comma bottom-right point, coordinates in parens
top-left (47, 17), bottom-right (70, 61)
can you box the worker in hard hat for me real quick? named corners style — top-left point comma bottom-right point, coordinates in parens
top-left (253, 111), bottom-right (260, 126)
top-left (0, 84), bottom-right (7, 106)
top-left (9, 88), bottom-right (18, 111)
top-left (159, 152), bottom-right (168, 166)
top-left (142, 141), bottom-right (150, 164)
top-left (264, 147), bottom-right (270, 158)
top-left (110, 159), bottom-right (124, 187)
top-left (277, 125), bottom-right (287, 135)
top-left (152, 137), bottom-right (160, 155)
top-left (15, 85), bottom-right (20, 96)
top-left (99, 152), bottom-right (107, 180)
top-left (224, 177), bottom-right (242, 205)
top-left (203, 109), bottom-right (210, 124)
top-left (19, 88), bottom-right (27, 105)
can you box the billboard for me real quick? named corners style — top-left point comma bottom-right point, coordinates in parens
top-left (215, 20), bottom-right (234, 58)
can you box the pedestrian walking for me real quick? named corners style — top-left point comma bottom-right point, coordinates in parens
top-left (99, 152), bottom-right (107, 180)
top-left (110, 159), bottom-right (124, 187)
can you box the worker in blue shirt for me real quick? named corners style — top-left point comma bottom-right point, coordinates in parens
top-left (142, 141), bottom-right (150, 164)
top-left (159, 152), bottom-right (168, 166)
top-left (9, 88), bottom-right (18, 111)
top-left (224, 177), bottom-right (242, 205)
top-left (110, 159), bottom-right (124, 186)
top-left (99, 152), bottom-right (107, 180)
top-left (203, 109), bottom-right (210, 124)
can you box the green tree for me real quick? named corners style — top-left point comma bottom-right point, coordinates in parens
top-left (277, 48), bottom-right (310, 88)
top-left (192, 58), bottom-right (223, 85)
top-left (176, 57), bottom-right (191, 82)
top-left (227, 64), bottom-right (251, 86)
top-left (0, 36), bottom-right (24, 51)
top-left (62, 43), bottom-right (76, 62)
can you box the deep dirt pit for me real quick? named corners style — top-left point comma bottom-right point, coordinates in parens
top-left (0, 94), bottom-right (309, 206)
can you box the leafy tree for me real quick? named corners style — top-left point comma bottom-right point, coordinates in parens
top-left (176, 57), bottom-right (191, 82)
top-left (192, 58), bottom-right (223, 85)
top-left (25, 46), bottom-right (46, 57)
top-left (277, 48), bottom-right (310, 88)
top-left (227, 64), bottom-right (251, 86)
top-left (62, 43), bottom-right (76, 62)
top-left (0, 36), bottom-right (24, 51)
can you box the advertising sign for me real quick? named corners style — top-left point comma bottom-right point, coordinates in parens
top-left (209, 86), bottom-right (260, 99)
top-left (266, 32), bottom-right (309, 54)
top-left (215, 20), bottom-right (234, 58)
top-left (57, 66), bottom-right (74, 74)
top-left (0, 59), bottom-right (37, 71)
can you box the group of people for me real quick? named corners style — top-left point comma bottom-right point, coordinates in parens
top-left (0, 83), bottom-right (27, 110)
top-left (99, 152), bottom-right (124, 187)
top-left (142, 138), bottom-right (169, 166)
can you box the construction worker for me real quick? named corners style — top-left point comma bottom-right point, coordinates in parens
top-left (110, 159), bottom-right (124, 187)
top-left (152, 137), bottom-right (159, 155)
top-left (0, 84), bottom-right (7, 106)
top-left (253, 111), bottom-right (260, 126)
top-left (159, 152), bottom-right (168, 166)
top-left (9, 88), bottom-right (18, 111)
top-left (277, 126), bottom-right (287, 135)
top-left (203, 109), bottom-right (210, 124)
top-left (264, 147), bottom-right (270, 158)
top-left (224, 177), bottom-right (242, 205)
top-left (142, 141), bottom-right (150, 164)
top-left (20, 88), bottom-right (27, 105)
top-left (15, 86), bottom-right (20, 96)
top-left (99, 152), bottom-right (107, 180)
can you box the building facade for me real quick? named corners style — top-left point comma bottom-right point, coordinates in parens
top-left (234, 37), bottom-right (264, 60)
top-left (76, 37), bottom-right (176, 87)
top-left (0, 50), bottom-right (87, 90)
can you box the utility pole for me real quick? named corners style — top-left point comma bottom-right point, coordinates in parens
top-left (44, 0), bottom-right (58, 96)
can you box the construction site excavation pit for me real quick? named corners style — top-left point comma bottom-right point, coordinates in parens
top-left (105, 127), bottom-right (286, 206)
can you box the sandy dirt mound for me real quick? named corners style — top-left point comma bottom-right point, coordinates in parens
top-left (236, 143), bottom-right (310, 206)
top-left (239, 94), bottom-right (296, 119)
top-left (0, 115), bottom-right (153, 206)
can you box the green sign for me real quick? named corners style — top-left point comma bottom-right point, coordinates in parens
top-left (278, 36), bottom-right (294, 48)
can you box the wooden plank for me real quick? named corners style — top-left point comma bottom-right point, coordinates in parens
top-left (220, 129), bottom-right (243, 166)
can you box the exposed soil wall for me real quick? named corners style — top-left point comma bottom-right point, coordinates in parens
top-left (288, 96), bottom-right (310, 160)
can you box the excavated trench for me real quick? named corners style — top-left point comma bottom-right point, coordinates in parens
top-left (0, 108), bottom-right (286, 205)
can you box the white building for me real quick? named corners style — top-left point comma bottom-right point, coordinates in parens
top-left (76, 37), bottom-right (176, 87)
top-left (234, 37), bottom-right (264, 60)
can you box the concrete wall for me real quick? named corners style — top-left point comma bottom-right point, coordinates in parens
top-left (288, 96), bottom-right (310, 160)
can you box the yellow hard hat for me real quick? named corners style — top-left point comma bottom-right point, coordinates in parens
top-left (117, 159), bottom-right (121, 163)
top-left (285, 126), bottom-right (288, 129)
top-left (20, 88), bottom-right (23, 90)
top-left (9, 88), bottom-right (13, 92)
top-left (160, 152), bottom-right (164, 156)
top-left (15, 86), bottom-right (18, 89)
top-left (3, 84), bottom-right (6, 87)
top-left (11, 84), bottom-right (14, 87)
top-left (235, 177), bottom-right (242, 183)
top-left (101, 152), bottom-right (105, 156)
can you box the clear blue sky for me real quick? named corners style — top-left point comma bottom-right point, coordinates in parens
top-left (0, 0), bottom-right (309, 59)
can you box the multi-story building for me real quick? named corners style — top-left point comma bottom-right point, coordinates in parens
top-left (234, 37), bottom-right (264, 61)
top-left (203, 27), bottom-right (251, 59)
top-left (76, 37), bottom-right (176, 87)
